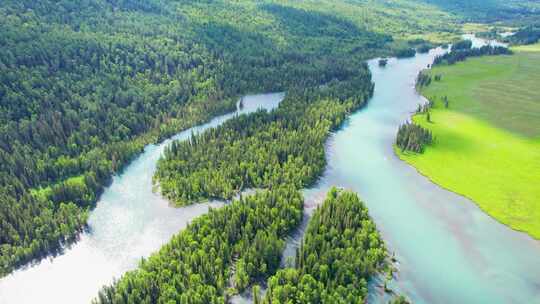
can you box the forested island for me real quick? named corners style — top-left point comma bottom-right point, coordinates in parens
top-left (95, 187), bottom-right (304, 303)
top-left (155, 71), bottom-right (373, 205)
top-left (263, 188), bottom-right (389, 303)
top-left (95, 188), bottom-right (396, 303)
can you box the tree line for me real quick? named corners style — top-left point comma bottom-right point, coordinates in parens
top-left (433, 40), bottom-right (512, 66)
top-left (504, 25), bottom-right (540, 45)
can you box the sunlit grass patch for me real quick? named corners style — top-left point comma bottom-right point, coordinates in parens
top-left (398, 43), bottom-right (540, 238)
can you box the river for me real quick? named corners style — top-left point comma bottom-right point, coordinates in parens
top-left (0, 93), bottom-right (284, 303)
top-left (2, 36), bottom-right (540, 303)
top-left (283, 36), bottom-right (540, 303)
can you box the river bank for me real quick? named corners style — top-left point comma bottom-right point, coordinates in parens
top-left (399, 39), bottom-right (540, 239)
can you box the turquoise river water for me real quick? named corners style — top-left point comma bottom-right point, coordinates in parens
top-left (292, 37), bottom-right (540, 303)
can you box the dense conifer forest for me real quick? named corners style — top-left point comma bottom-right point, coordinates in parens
top-left (9, 0), bottom-right (480, 275)
top-left (95, 188), bottom-right (392, 303)
top-left (263, 188), bottom-right (389, 303)
top-left (155, 69), bottom-right (373, 205)
top-left (433, 41), bottom-right (512, 66)
top-left (396, 122), bottom-right (434, 153)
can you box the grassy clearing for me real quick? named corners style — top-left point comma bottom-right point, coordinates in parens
top-left (461, 23), bottom-right (516, 35)
top-left (422, 45), bottom-right (540, 137)
top-left (461, 23), bottom-right (491, 33)
top-left (30, 175), bottom-right (86, 201)
top-left (398, 43), bottom-right (540, 238)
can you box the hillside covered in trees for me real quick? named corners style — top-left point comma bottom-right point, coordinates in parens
top-left (424, 0), bottom-right (540, 23)
top-left (0, 0), bottom-right (395, 275)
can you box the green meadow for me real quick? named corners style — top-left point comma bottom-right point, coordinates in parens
top-left (398, 43), bottom-right (540, 238)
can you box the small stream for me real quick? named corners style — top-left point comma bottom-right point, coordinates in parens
top-left (0, 93), bottom-right (284, 304)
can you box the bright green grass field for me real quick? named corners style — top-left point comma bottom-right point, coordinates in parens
top-left (398, 44), bottom-right (540, 239)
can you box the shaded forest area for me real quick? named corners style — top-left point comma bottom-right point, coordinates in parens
top-left (424, 0), bottom-right (540, 23)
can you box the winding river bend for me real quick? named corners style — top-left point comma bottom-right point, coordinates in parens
top-left (0, 94), bottom-right (284, 303)
top-left (292, 38), bottom-right (540, 303)
top-left (2, 36), bottom-right (540, 304)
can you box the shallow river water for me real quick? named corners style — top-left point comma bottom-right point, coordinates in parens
top-left (2, 36), bottom-right (539, 304)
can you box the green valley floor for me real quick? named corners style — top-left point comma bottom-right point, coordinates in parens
top-left (397, 43), bottom-right (540, 238)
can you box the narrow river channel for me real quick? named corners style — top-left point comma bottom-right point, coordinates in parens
top-left (1, 35), bottom-right (539, 304)
top-left (0, 93), bottom-right (284, 304)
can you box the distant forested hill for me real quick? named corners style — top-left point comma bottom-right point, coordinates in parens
top-left (423, 0), bottom-right (540, 23)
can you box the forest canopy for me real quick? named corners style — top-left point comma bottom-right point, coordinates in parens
top-left (155, 68), bottom-right (374, 205)
top-left (263, 188), bottom-right (389, 303)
